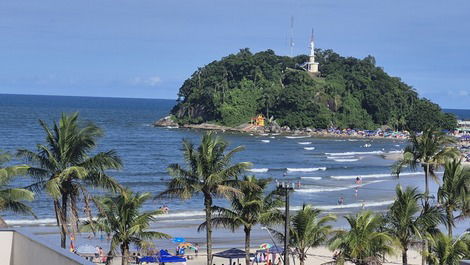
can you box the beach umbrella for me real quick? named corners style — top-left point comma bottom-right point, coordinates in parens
top-left (178, 242), bottom-right (193, 249)
top-left (172, 237), bottom-right (186, 243)
top-left (259, 243), bottom-right (272, 250)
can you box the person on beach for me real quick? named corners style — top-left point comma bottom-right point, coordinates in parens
top-left (98, 247), bottom-right (106, 263)
top-left (195, 243), bottom-right (199, 256)
top-left (338, 196), bottom-right (344, 205)
top-left (94, 246), bottom-right (100, 260)
top-left (355, 177), bottom-right (362, 185)
top-left (160, 204), bottom-right (170, 214)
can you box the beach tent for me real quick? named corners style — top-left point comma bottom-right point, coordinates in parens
top-left (157, 249), bottom-right (187, 263)
top-left (256, 246), bottom-right (284, 254)
top-left (213, 248), bottom-right (252, 265)
top-left (255, 246), bottom-right (284, 264)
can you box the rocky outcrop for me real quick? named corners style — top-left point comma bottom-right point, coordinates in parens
top-left (154, 116), bottom-right (179, 127)
top-left (267, 120), bottom-right (282, 133)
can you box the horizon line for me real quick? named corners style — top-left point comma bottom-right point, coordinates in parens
top-left (0, 92), bottom-right (177, 101)
top-left (1, 93), bottom-right (468, 111)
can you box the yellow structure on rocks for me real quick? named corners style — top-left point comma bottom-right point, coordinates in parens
top-left (252, 114), bottom-right (265, 127)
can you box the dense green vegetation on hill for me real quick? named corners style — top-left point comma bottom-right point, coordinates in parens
top-left (171, 48), bottom-right (457, 131)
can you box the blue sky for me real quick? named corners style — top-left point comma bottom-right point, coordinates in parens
top-left (0, 0), bottom-right (469, 109)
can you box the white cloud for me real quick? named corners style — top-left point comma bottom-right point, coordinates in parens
top-left (131, 75), bottom-right (161, 87)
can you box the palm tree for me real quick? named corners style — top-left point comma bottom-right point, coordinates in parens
top-left (82, 189), bottom-right (170, 265)
top-left (427, 233), bottom-right (468, 265)
top-left (329, 211), bottom-right (395, 265)
top-left (270, 204), bottom-right (335, 265)
top-left (0, 151), bottom-right (35, 227)
top-left (393, 128), bottom-right (459, 199)
top-left (198, 176), bottom-right (283, 265)
top-left (386, 185), bottom-right (443, 265)
top-left (17, 113), bottom-right (122, 248)
top-left (159, 132), bottom-right (251, 265)
top-left (437, 159), bottom-right (470, 237)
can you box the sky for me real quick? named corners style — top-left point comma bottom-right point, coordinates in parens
top-left (0, 0), bottom-right (469, 109)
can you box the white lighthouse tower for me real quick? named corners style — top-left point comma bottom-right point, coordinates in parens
top-left (306, 30), bottom-right (319, 75)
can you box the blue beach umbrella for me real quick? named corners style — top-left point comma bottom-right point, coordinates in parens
top-left (172, 237), bottom-right (186, 243)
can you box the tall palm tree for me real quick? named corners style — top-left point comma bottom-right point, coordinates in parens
top-left (427, 233), bottom-right (468, 265)
top-left (393, 128), bottom-right (459, 199)
top-left (270, 204), bottom-right (335, 265)
top-left (386, 185), bottom-right (443, 265)
top-left (0, 151), bottom-right (35, 227)
top-left (159, 132), bottom-right (251, 265)
top-left (329, 211), bottom-right (395, 265)
top-left (198, 176), bottom-right (283, 265)
top-left (17, 113), bottom-right (122, 248)
top-left (437, 159), bottom-right (470, 237)
top-left (82, 189), bottom-right (170, 265)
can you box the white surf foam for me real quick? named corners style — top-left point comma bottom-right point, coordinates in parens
top-left (304, 147), bottom-right (315, 150)
top-left (295, 180), bottom-right (385, 193)
top-left (159, 210), bottom-right (205, 219)
top-left (4, 218), bottom-right (57, 225)
top-left (285, 136), bottom-right (309, 139)
top-left (332, 158), bottom-right (359, 162)
top-left (261, 140), bottom-right (270, 143)
top-left (247, 168), bottom-right (269, 173)
top-left (291, 200), bottom-right (394, 211)
top-left (388, 150), bottom-right (403, 154)
top-left (287, 167), bottom-right (326, 172)
top-left (298, 142), bottom-right (312, 145)
top-left (5, 210), bottom-right (208, 225)
top-left (331, 172), bottom-right (422, 180)
top-left (300, 176), bottom-right (322, 180)
top-left (325, 151), bottom-right (384, 156)
top-left (327, 156), bottom-right (355, 159)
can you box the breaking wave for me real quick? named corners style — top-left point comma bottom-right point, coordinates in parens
top-left (331, 172), bottom-right (422, 180)
top-left (287, 167), bottom-right (327, 172)
top-left (294, 180), bottom-right (385, 193)
top-left (247, 168), bottom-right (269, 173)
top-left (325, 151), bottom-right (384, 156)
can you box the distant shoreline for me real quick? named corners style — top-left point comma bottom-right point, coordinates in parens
top-left (155, 116), bottom-right (409, 141)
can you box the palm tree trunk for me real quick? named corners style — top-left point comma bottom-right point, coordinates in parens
top-left (402, 248), bottom-right (408, 265)
top-left (121, 243), bottom-right (130, 265)
top-left (446, 208), bottom-right (453, 237)
top-left (60, 194), bottom-right (68, 249)
top-left (424, 164), bottom-right (430, 200)
top-left (204, 193), bottom-right (213, 265)
top-left (244, 227), bottom-right (251, 265)
top-left (0, 217), bottom-right (8, 228)
top-left (299, 254), bottom-right (305, 265)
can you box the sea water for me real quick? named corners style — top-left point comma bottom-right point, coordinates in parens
top-left (0, 94), bottom-right (468, 248)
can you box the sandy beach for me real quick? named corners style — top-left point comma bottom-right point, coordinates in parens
top-left (151, 247), bottom-right (423, 265)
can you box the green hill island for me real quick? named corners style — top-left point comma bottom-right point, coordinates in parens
top-left (156, 47), bottom-right (456, 134)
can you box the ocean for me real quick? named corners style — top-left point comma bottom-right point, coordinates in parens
top-left (0, 94), bottom-right (468, 248)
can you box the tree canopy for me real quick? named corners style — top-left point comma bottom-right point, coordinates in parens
top-left (172, 48), bottom-right (456, 131)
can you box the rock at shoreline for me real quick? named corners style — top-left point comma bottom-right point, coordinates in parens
top-left (154, 116), bottom-right (179, 127)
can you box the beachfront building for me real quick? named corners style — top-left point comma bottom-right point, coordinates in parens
top-left (305, 30), bottom-right (320, 76)
top-left (0, 228), bottom-right (93, 265)
top-left (457, 120), bottom-right (470, 135)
